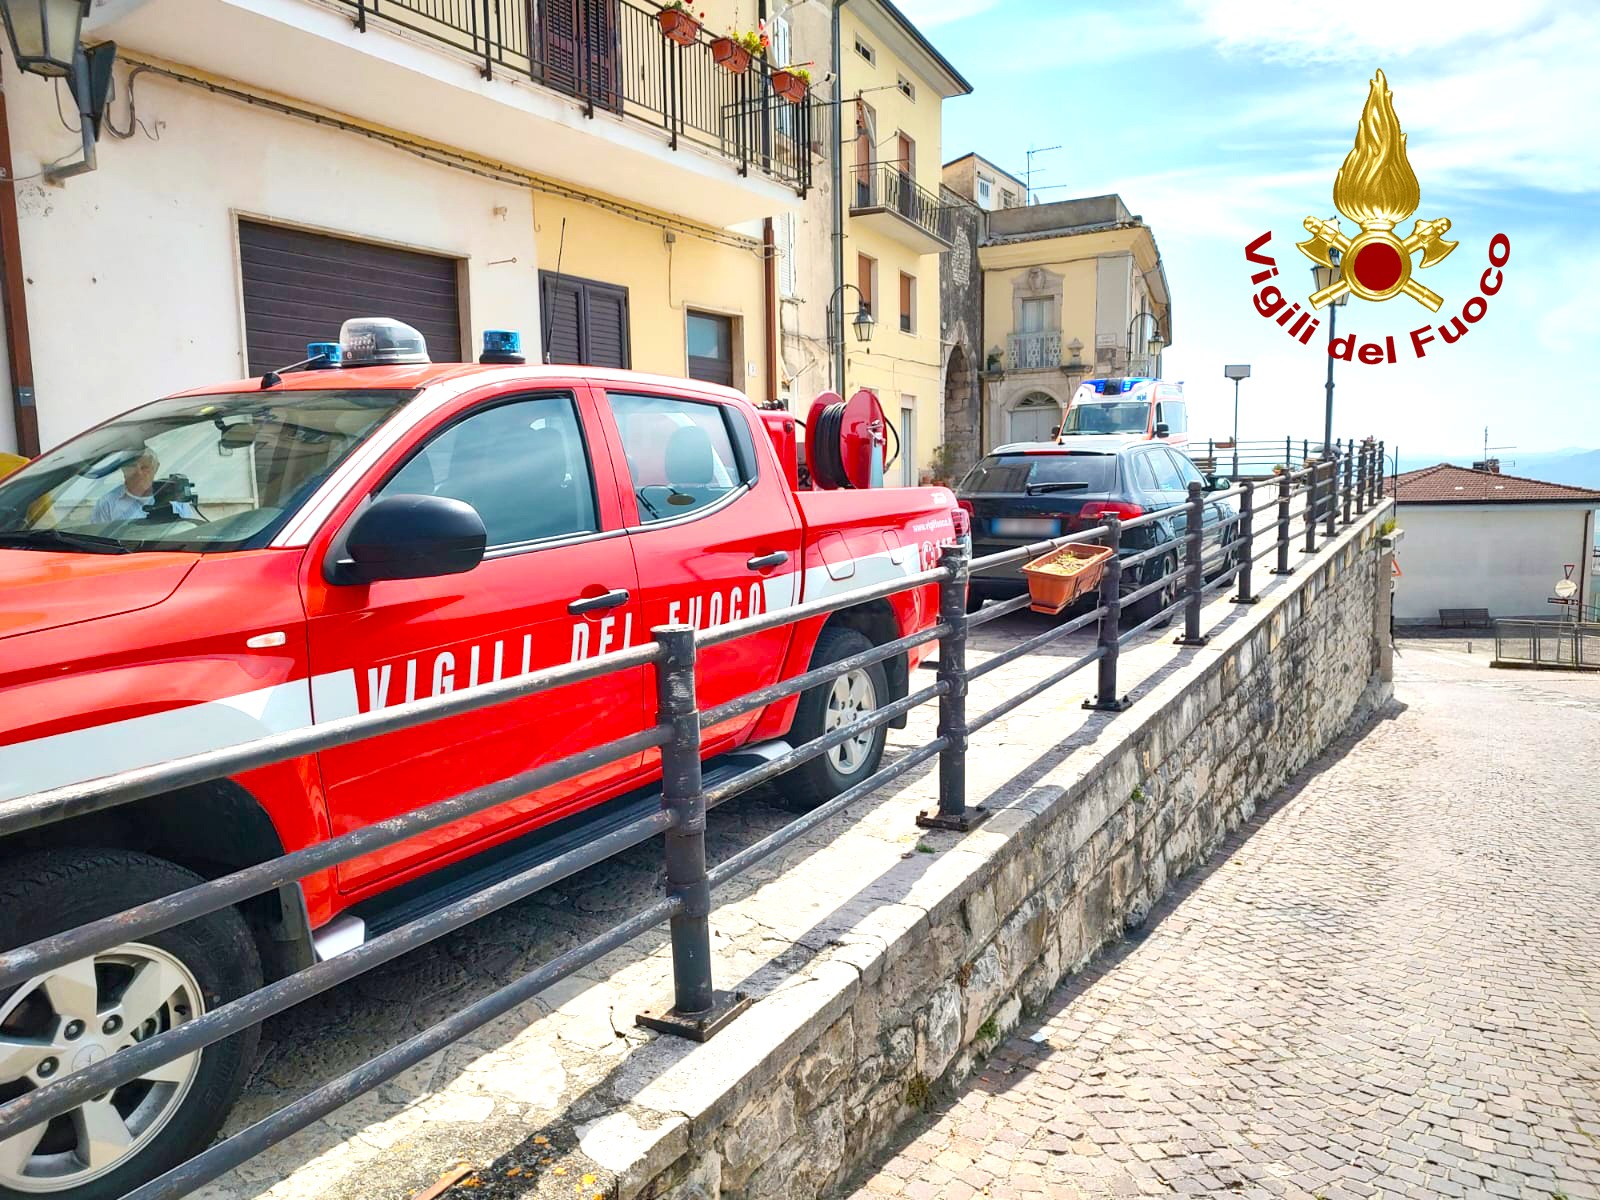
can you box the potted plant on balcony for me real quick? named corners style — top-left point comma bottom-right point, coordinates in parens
top-left (771, 64), bottom-right (811, 103)
top-left (656, 1), bottom-right (704, 46)
top-left (711, 24), bottom-right (767, 75)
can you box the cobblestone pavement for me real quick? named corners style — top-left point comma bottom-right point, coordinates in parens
top-left (843, 639), bottom-right (1600, 1200)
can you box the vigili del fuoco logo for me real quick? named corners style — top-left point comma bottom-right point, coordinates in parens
top-left (1243, 69), bottom-right (1509, 364)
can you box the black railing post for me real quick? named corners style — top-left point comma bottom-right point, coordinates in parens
top-left (918, 546), bottom-right (988, 832)
top-left (1355, 441), bottom-right (1368, 516)
top-left (479, 0), bottom-right (493, 78)
top-left (636, 626), bottom-right (748, 1041)
top-left (1233, 479), bottom-right (1258, 604)
top-left (1271, 469), bottom-right (1294, 575)
top-left (1375, 440), bottom-right (1386, 505)
top-left (1084, 518), bottom-right (1130, 711)
top-left (1174, 480), bottom-right (1208, 646)
top-left (1325, 447), bottom-right (1339, 540)
top-left (1343, 439), bottom-right (1354, 525)
top-left (354, 0), bottom-right (367, 33)
top-left (1304, 461), bottom-right (1319, 555)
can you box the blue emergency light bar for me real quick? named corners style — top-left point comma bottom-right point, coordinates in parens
top-left (479, 329), bottom-right (526, 365)
top-left (306, 342), bottom-right (341, 368)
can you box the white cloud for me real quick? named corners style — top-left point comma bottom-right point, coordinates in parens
top-left (1186, 0), bottom-right (1560, 65)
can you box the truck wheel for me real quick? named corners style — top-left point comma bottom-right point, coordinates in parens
top-left (0, 850), bottom-right (262, 1200)
top-left (777, 626), bottom-right (890, 810)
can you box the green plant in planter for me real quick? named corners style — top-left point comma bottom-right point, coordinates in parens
top-left (734, 27), bottom-right (769, 56)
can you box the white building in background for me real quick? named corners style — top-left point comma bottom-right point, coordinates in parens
top-left (1388, 463), bottom-right (1600, 624)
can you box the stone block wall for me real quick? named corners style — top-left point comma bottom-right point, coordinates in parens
top-left (642, 515), bottom-right (1390, 1200)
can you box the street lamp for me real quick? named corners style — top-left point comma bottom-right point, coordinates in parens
top-left (0, 0), bottom-right (114, 182)
top-left (826, 283), bottom-right (875, 393)
top-left (1311, 247), bottom-right (1351, 456)
top-left (1127, 310), bottom-right (1163, 376)
top-left (1224, 364), bottom-right (1251, 478)
top-left (0, 0), bottom-right (86, 76)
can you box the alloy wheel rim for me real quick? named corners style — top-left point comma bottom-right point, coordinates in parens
top-left (0, 944), bottom-right (205, 1192)
top-left (824, 669), bottom-right (878, 775)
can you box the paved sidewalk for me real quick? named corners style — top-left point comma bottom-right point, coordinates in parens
top-left (844, 641), bottom-right (1600, 1200)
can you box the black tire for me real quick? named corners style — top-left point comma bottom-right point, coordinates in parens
top-left (0, 849), bottom-right (262, 1200)
top-left (776, 626), bottom-right (891, 810)
top-left (1125, 551), bottom-right (1178, 628)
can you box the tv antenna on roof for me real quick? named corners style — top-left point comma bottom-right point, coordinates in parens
top-left (1480, 425), bottom-right (1515, 471)
top-left (1023, 144), bottom-right (1061, 205)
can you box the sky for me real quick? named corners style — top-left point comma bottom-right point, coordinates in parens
top-left (893, 0), bottom-right (1599, 463)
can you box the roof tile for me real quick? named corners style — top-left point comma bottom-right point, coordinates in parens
top-left (1386, 462), bottom-right (1600, 504)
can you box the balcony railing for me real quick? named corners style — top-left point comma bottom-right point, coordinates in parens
top-left (343, 0), bottom-right (814, 192)
top-left (1008, 331), bottom-right (1061, 370)
top-left (851, 162), bottom-right (954, 247)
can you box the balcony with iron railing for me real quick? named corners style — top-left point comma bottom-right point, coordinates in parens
top-left (91, 0), bottom-right (814, 225)
top-left (1007, 331), bottom-right (1062, 371)
top-left (850, 162), bottom-right (955, 253)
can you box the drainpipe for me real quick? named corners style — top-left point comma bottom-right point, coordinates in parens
top-left (0, 62), bottom-right (38, 456)
top-left (830, 0), bottom-right (848, 395)
top-left (762, 218), bottom-right (778, 403)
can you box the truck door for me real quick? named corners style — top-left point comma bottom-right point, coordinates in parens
top-left (302, 387), bottom-right (648, 894)
top-left (595, 386), bottom-right (803, 754)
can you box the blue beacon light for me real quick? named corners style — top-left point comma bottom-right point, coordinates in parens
top-left (306, 342), bottom-right (342, 368)
top-left (479, 329), bottom-right (526, 365)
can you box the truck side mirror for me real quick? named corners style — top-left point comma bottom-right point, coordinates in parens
top-left (331, 495), bottom-right (487, 584)
top-left (1154, 422), bottom-right (1170, 438)
top-left (1050, 425), bottom-right (1060, 439)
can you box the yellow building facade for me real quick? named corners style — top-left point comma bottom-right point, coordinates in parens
top-left (976, 196), bottom-right (1171, 452)
top-left (835, 1), bottom-right (971, 484)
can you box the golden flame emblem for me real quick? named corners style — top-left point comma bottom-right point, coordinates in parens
top-left (1298, 70), bottom-right (1456, 309)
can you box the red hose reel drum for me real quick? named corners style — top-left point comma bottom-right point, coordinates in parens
top-left (805, 388), bottom-right (887, 489)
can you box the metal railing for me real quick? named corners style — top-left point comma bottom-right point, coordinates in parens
top-left (1493, 618), bottom-right (1600, 670)
top-left (0, 438), bottom-right (1390, 1200)
top-left (342, 0), bottom-right (814, 191)
top-left (1007, 331), bottom-right (1062, 371)
top-left (850, 162), bottom-right (955, 246)
top-left (1188, 436), bottom-right (1386, 484)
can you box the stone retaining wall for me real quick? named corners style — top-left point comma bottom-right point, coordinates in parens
top-left (470, 504), bottom-right (1393, 1200)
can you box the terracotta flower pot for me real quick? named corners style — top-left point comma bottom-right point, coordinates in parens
top-left (771, 70), bottom-right (808, 103)
top-left (711, 37), bottom-right (752, 74)
top-left (656, 10), bottom-right (700, 46)
top-left (1021, 544), bottom-right (1114, 615)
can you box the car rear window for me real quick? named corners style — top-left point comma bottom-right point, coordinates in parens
top-left (960, 453), bottom-right (1117, 494)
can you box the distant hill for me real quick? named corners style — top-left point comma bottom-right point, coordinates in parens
top-left (1396, 448), bottom-right (1600, 490)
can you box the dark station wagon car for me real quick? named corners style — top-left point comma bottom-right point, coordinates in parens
top-left (958, 437), bottom-right (1239, 623)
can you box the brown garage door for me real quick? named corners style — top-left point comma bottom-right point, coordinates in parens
top-left (238, 220), bottom-right (463, 375)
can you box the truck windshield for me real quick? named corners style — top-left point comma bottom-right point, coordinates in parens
top-left (960, 453), bottom-right (1117, 495)
top-left (1059, 401), bottom-right (1149, 436)
top-left (0, 389), bottom-right (415, 553)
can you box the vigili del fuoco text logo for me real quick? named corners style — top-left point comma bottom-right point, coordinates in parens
top-left (1243, 69), bottom-right (1509, 364)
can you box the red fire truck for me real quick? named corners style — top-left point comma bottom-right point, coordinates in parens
top-left (0, 320), bottom-right (959, 1197)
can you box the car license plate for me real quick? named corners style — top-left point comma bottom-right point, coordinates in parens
top-left (993, 517), bottom-right (1059, 538)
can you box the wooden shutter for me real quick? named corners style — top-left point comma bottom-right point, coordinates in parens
top-left (777, 213), bottom-right (797, 298)
top-left (899, 273), bottom-right (914, 332)
top-left (857, 255), bottom-right (874, 315)
top-left (540, 0), bottom-right (618, 113)
top-left (238, 220), bottom-right (461, 375)
top-left (584, 282), bottom-right (629, 368)
top-left (540, 0), bottom-right (582, 96)
top-left (539, 271), bottom-right (629, 368)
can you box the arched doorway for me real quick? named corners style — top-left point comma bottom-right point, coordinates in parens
top-left (1008, 391), bottom-right (1062, 444)
top-left (942, 342), bottom-right (977, 478)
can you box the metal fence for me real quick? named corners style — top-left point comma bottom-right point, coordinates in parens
top-left (1188, 436), bottom-right (1386, 484)
top-left (0, 441), bottom-right (1390, 1200)
top-left (1493, 619), bottom-right (1600, 670)
top-left (342, 0), bottom-right (815, 191)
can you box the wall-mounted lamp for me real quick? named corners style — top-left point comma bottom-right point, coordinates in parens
top-left (0, 0), bottom-right (116, 182)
